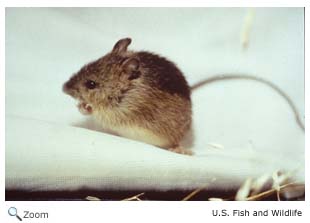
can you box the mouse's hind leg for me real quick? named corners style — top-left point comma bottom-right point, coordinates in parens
top-left (168, 145), bottom-right (193, 156)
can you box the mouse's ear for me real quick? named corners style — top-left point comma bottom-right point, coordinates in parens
top-left (112, 38), bottom-right (132, 54)
top-left (121, 57), bottom-right (141, 80)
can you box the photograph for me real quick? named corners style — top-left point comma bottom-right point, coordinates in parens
top-left (5, 7), bottom-right (304, 201)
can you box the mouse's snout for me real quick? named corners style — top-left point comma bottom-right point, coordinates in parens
top-left (63, 80), bottom-right (72, 92)
top-left (64, 74), bottom-right (77, 88)
top-left (63, 77), bottom-right (79, 97)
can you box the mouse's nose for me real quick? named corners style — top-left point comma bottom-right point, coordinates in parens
top-left (63, 80), bottom-right (72, 91)
top-left (63, 81), bottom-right (70, 93)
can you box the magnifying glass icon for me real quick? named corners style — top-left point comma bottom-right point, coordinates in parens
top-left (8, 207), bottom-right (22, 221)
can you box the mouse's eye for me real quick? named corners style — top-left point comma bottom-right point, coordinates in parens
top-left (85, 80), bottom-right (97, 89)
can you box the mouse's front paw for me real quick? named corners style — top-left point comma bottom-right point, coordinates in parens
top-left (77, 102), bottom-right (93, 115)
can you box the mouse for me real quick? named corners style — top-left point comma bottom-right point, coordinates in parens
top-left (63, 38), bottom-right (304, 155)
top-left (63, 38), bottom-right (192, 154)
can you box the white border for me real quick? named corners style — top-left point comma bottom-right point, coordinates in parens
top-left (0, 0), bottom-right (309, 222)
top-left (304, 6), bottom-right (309, 202)
top-left (0, 0), bottom-right (309, 7)
top-left (1, 0), bottom-right (5, 206)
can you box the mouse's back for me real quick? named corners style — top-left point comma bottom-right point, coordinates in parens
top-left (136, 51), bottom-right (191, 100)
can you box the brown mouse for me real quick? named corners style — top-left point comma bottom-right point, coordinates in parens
top-left (63, 38), bottom-right (304, 155)
top-left (63, 38), bottom-right (192, 154)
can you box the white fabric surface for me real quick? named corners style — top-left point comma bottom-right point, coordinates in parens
top-left (6, 8), bottom-right (304, 191)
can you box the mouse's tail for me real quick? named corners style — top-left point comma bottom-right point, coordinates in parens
top-left (190, 74), bottom-right (305, 131)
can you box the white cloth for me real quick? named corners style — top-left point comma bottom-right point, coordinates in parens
top-left (6, 8), bottom-right (304, 191)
